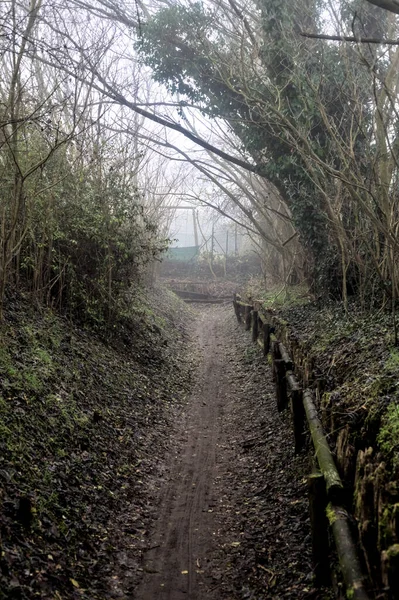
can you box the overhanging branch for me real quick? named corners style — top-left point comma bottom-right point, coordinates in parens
top-left (301, 31), bottom-right (399, 44)
top-left (364, 0), bottom-right (399, 15)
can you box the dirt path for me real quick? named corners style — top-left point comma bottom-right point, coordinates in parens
top-left (134, 307), bottom-right (229, 600)
top-left (133, 305), bottom-right (316, 600)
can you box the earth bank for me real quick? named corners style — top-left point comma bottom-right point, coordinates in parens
top-left (263, 299), bottom-right (399, 598)
top-left (0, 286), bottom-right (196, 599)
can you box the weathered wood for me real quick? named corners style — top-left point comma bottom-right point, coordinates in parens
top-left (286, 371), bottom-right (305, 452)
top-left (173, 289), bottom-right (211, 300)
top-left (258, 311), bottom-right (267, 324)
top-left (263, 323), bottom-right (270, 356)
top-left (271, 336), bottom-right (279, 383)
top-left (236, 300), bottom-right (253, 308)
top-left (286, 370), bottom-right (300, 392)
top-left (230, 297), bottom-right (369, 599)
top-left (291, 387), bottom-right (305, 453)
top-left (278, 342), bottom-right (293, 371)
top-left (244, 305), bottom-right (252, 331)
top-left (233, 294), bottom-right (241, 323)
top-left (275, 359), bottom-right (288, 412)
top-left (184, 298), bottom-right (229, 304)
top-left (328, 503), bottom-right (371, 600)
top-left (303, 389), bottom-right (344, 500)
top-left (308, 472), bottom-right (330, 586)
top-left (252, 310), bottom-right (259, 342)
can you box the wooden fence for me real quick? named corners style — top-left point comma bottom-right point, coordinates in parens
top-left (233, 293), bottom-right (371, 600)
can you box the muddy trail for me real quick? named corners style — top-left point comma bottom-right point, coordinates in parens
top-left (134, 305), bottom-right (316, 600)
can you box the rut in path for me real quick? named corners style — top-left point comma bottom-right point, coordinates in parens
top-left (133, 305), bottom-right (313, 600)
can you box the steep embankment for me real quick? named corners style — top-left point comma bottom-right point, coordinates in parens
top-left (0, 287), bottom-right (196, 599)
top-left (271, 301), bottom-right (399, 596)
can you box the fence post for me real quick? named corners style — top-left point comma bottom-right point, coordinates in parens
top-left (252, 310), bottom-right (259, 342)
top-left (271, 337), bottom-right (280, 382)
top-left (274, 359), bottom-right (288, 411)
top-left (278, 342), bottom-right (293, 371)
top-left (233, 294), bottom-right (241, 323)
top-left (308, 472), bottom-right (330, 587)
top-left (263, 323), bottom-right (270, 356)
top-left (292, 388), bottom-right (305, 453)
top-left (245, 305), bottom-right (252, 331)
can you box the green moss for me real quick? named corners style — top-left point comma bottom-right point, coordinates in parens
top-left (385, 349), bottom-right (399, 372)
top-left (23, 371), bottom-right (43, 393)
top-left (378, 504), bottom-right (399, 549)
top-left (244, 282), bottom-right (310, 311)
top-left (0, 346), bottom-right (16, 378)
top-left (261, 285), bottom-right (310, 311)
top-left (321, 391), bottom-right (332, 410)
top-left (387, 543), bottom-right (399, 558)
top-left (326, 502), bottom-right (336, 525)
top-left (346, 586), bottom-right (354, 599)
top-left (379, 507), bottom-right (392, 548)
top-left (378, 403), bottom-right (399, 467)
top-left (35, 347), bottom-right (52, 366)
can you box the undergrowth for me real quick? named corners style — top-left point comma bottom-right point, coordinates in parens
top-left (244, 278), bottom-right (310, 311)
top-left (378, 403), bottom-right (399, 469)
top-left (277, 300), bottom-right (399, 468)
top-left (0, 285), bottom-right (195, 599)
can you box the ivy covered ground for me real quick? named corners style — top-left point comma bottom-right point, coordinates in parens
top-left (276, 300), bottom-right (399, 472)
top-left (245, 280), bottom-right (399, 467)
top-left (0, 286), bottom-right (196, 599)
top-left (243, 281), bottom-right (399, 594)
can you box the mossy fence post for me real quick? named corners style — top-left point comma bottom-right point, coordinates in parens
top-left (328, 503), bottom-right (371, 600)
top-left (231, 296), bottom-right (372, 599)
top-left (308, 472), bottom-right (330, 586)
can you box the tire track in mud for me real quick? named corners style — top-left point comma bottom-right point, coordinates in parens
top-left (134, 306), bottom-right (227, 600)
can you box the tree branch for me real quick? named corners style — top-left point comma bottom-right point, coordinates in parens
top-left (300, 31), bottom-right (399, 44)
top-left (364, 0), bottom-right (399, 15)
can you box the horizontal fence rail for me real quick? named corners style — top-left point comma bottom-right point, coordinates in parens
top-left (232, 293), bottom-right (371, 600)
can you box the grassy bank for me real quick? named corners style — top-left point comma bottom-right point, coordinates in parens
top-left (0, 286), bottom-right (196, 599)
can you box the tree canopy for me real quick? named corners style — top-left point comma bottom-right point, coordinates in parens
top-left (136, 0), bottom-right (399, 309)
